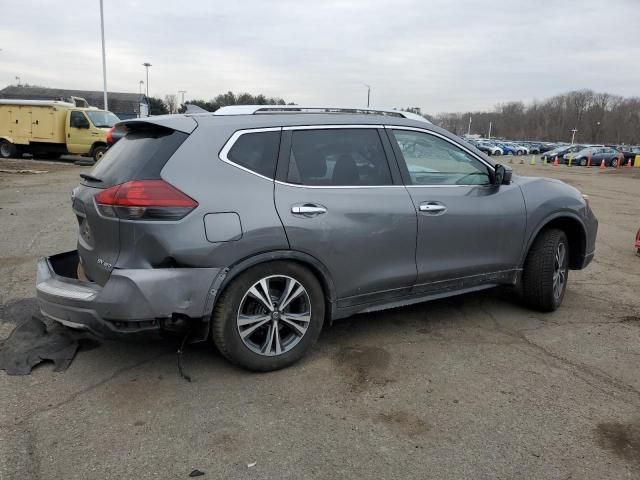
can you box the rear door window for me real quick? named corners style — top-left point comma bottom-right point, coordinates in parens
top-left (86, 127), bottom-right (188, 188)
top-left (226, 130), bottom-right (281, 179)
top-left (287, 128), bottom-right (392, 186)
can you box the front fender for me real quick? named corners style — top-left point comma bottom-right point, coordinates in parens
top-left (515, 176), bottom-right (597, 268)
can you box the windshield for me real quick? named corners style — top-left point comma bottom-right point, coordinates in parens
top-left (86, 111), bottom-right (120, 128)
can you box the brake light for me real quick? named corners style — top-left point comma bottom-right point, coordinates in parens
top-left (94, 180), bottom-right (198, 220)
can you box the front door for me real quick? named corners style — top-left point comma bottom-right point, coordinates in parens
top-left (386, 127), bottom-right (526, 291)
top-left (274, 127), bottom-right (417, 306)
top-left (66, 110), bottom-right (93, 154)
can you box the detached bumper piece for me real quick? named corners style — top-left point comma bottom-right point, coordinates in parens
top-left (36, 251), bottom-right (219, 338)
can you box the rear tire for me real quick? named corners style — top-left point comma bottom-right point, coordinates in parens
top-left (610, 158), bottom-right (618, 168)
top-left (211, 261), bottom-right (325, 371)
top-left (522, 229), bottom-right (569, 312)
top-left (0, 140), bottom-right (17, 159)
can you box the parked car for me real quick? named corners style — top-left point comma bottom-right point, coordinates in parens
top-left (539, 143), bottom-right (557, 153)
top-left (106, 124), bottom-right (127, 146)
top-left (546, 144), bottom-right (587, 163)
top-left (569, 146), bottom-right (620, 167)
top-left (618, 146), bottom-right (640, 165)
top-left (35, 106), bottom-right (597, 371)
top-left (527, 143), bottom-right (542, 154)
top-left (476, 141), bottom-right (503, 156)
top-left (497, 142), bottom-right (518, 155)
top-left (514, 144), bottom-right (530, 155)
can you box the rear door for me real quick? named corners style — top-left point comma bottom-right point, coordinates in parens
top-left (274, 126), bottom-right (417, 305)
top-left (386, 127), bottom-right (526, 290)
top-left (74, 124), bottom-right (189, 284)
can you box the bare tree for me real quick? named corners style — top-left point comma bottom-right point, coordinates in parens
top-left (164, 94), bottom-right (178, 114)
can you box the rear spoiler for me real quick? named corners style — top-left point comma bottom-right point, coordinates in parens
top-left (116, 115), bottom-right (198, 134)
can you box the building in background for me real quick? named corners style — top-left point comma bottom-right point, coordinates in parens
top-left (0, 85), bottom-right (147, 119)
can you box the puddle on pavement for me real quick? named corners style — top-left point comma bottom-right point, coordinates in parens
top-left (595, 421), bottom-right (640, 467)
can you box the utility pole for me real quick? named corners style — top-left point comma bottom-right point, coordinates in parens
top-left (142, 62), bottom-right (152, 98)
top-left (364, 84), bottom-right (371, 108)
top-left (488, 121), bottom-right (492, 139)
top-left (570, 128), bottom-right (578, 145)
top-left (467, 116), bottom-right (472, 136)
top-left (99, 0), bottom-right (108, 110)
top-left (178, 90), bottom-right (186, 105)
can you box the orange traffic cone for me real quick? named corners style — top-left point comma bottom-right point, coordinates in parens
top-left (626, 159), bottom-right (632, 168)
top-left (599, 159), bottom-right (605, 169)
top-left (587, 154), bottom-right (592, 168)
top-left (553, 157), bottom-right (558, 167)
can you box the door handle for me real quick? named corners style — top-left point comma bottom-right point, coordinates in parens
top-left (291, 204), bottom-right (327, 216)
top-left (419, 202), bottom-right (447, 214)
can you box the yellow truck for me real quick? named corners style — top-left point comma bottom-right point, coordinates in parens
top-left (0, 99), bottom-right (119, 161)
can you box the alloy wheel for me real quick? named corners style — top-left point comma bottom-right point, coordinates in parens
top-left (237, 275), bottom-right (311, 356)
top-left (552, 242), bottom-right (567, 300)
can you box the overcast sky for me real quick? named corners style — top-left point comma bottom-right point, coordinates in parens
top-left (1, 0), bottom-right (639, 114)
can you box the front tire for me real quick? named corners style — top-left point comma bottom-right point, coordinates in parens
top-left (211, 261), bottom-right (325, 371)
top-left (92, 145), bottom-right (108, 162)
top-left (522, 229), bottom-right (569, 312)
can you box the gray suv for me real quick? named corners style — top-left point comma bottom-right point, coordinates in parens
top-left (36, 106), bottom-right (597, 371)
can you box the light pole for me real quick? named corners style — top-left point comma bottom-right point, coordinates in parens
top-left (142, 62), bottom-right (152, 98)
top-left (178, 90), bottom-right (186, 105)
top-left (363, 84), bottom-right (370, 108)
top-left (596, 121), bottom-right (601, 143)
top-left (467, 116), bottom-right (472, 136)
top-left (570, 128), bottom-right (578, 145)
top-left (99, 0), bottom-right (108, 110)
top-left (488, 121), bottom-right (492, 139)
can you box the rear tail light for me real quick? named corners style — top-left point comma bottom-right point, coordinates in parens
top-left (94, 180), bottom-right (198, 220)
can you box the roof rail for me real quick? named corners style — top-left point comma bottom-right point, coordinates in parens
top-left (212, 105), bottom-right (430, 123)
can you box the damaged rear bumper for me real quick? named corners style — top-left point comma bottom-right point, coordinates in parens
top-left (36, 251), bottom-right (220, 338)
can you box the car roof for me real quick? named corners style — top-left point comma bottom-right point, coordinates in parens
top-left (119, 109), bottom-right (497, 167)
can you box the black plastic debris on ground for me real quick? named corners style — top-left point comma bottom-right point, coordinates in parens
top-left (189, 469), bottom-right (205, 477)
top-left (0, 316), bottom-right (99, 375)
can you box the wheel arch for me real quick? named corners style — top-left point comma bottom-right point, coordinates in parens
top-left (524, 214), bottom-right (587, 270)
top-left (90, 141), bottom-right (108, 156)
top-left (210, 250), bottom-right (337, 320)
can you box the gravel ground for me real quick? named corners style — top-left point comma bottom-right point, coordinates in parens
top-left (0, 156), bottom-right (639, 480)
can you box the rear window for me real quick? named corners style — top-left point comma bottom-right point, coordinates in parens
top-left (226, 130), bottom-right (281, 178)
top-left (86, 127), bottom-right (188, 188)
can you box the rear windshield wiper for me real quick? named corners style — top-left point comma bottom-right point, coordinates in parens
top-left (80, 173), bottom-right (103, 183)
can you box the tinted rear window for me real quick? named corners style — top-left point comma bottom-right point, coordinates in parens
top-left (86, 127), bottom-right (188, 187)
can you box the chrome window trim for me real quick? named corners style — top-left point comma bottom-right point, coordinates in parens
top-left (218, 127), bottom-right (282, 182)
top-left (283, 124), bottom-right (384, 131)
top-left (385, 125), bottom-right (495, 172)
top-left (275, 180), bottom-right (403, 190)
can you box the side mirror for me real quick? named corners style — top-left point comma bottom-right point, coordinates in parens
top-left (493, 164), bottom-right (512, 186)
